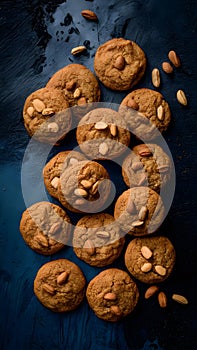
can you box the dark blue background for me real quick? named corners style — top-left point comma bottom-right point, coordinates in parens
top-left (0, 0), bottom-right (197, 349)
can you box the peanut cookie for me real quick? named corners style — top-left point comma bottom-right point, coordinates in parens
top-left (86, 268), bottom-right (139, 322)
top-left (73, 213), bottom-right (125, 267)
top-left (125, 236), bottom-right (176, 284)
top-left (46, 63), bottom-right (101, 108)
top-left (76, 108), bottom-right (130, 159)
top-left (43, 150), bottom-right (87, 199)
top-left (19, 201), bottom-right (71, 255)
top-left (122, 143), bottom-right (172, 193)
top-left (119, 88), bottom-right (171, 139)
top-left (23, 87), bottom-right (71, 143)
top-left (58, 160), bottom-right (111, 213)
top-left (34, 259), bottom-right (86, 312)
top-left (94, 38), bottom-right (146, 91)
top-left (114, 187), bottom-right (164, 236)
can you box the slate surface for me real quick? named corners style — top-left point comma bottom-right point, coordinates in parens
top-left (0, 0), bottom-right (197, 349)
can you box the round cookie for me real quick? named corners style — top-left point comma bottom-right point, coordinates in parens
top-left (19, 201), bottom-right (71, 254)
top-left (125, 236), bottom-right (176, 284)
top-left (23, 87), bottom-right (72, 144)
top-left (94, 38), bottom-right (146, 91)
top-left (46, 63), bottom-right (101, 108)
top-left (34, 259), bottom-right (86, 312)
top-left (122, 143), bottom-right (172, 193)
top-left (119, 88), bottom-right (171, 139)
top-left (73, 213), bottom-right (125, 267)
top-left (58, 160), bottom-right (112, 213)
top-left (76, 108), bottom-right (130, 159)
top-left (86, 268), bottom-right (139, 322)
top-left (114, 187), bottom-right (164, 236)
top-left (43, 150), bottom-right (87, 199)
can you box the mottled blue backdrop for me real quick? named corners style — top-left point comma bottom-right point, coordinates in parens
top-left (0, 0), bottom-right (197, 349)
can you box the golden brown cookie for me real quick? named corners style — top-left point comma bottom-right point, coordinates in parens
top-left (73, 213), bottom-right (125, 267)
top-left (125, 236), bottom-right (176, 284)
top-left (34, 259), bottom-right (86, 312)
top-left (43, 150), bottom-right (87, 199)
top-left (58, 160), bottom-right (111, 213)
top-left (94, 38), bottom-right (146, 91)
top-left (46, 63), bottom-right (101, 107)
top-left (114, 187), bottom-right (164, 236)
top-left (23, 87), bottom-right (71, 143)
top-left (119, 88), bottom-right (171, 139)
top-left (19, 201), bottom-right (71, 255)
top-left (122, 143), bottom-right (172, 193)
top-left (76, 108), bottom-right (130, 159)
top-left (86, 268), bottom-right (139, 322)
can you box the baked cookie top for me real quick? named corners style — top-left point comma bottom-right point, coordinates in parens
top-left (46, 63), bottom-right (101, 107)
top-left (23, 88), bottom-right (72, 143)
top-left (120, 88), bottom-right (171, 139)
top-left (94, 38), bottom-right (146, 91)
top-left (86, 268), bottom-right (139, 322)
top-left (114, 187), bottom-right (164, 236)
top-left (122, 143), bottom-right (172, 193)
top-left (19, 201), bottom-right (71, 255)
top-left (125, 236), bottom-right (176, 284)
top-left (76, 108), bottom-right (130, 159)
top-left (43, 150), bottom-right (87, 199)
top-left (58, 160), bottom-right (111, 213)
top-left (34, 259), bottom-right (86, 312)
top-left (23, 87), bottom-right (71, 143)
top-left (73, 213), bottom-right (125, 267)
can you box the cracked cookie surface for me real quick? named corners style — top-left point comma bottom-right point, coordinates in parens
top-left (34, 259), bottom-right (86, 312)
top-left (120, 88), bottom-right (171, 139)
top-left (76, 108), bottom-right (130, 159)
top-left (43, 150), bottom-right (87, 199)
top-left (86, 268), bottom-right (139, 321)
top-left (58, 160), bottom-right (111, 213)
top-left (94, 38), bottom-right (146, 91)
top-left (114, 187), bottom-right (165, 236)
top-left (122, 143), bottom-right (172, 193)
top-left (46, 63), bottom-right (100, 108)
top-left (23, 87), bottom-right (71, 143)
top-left (19, 201), bottom-right (71, 254)
top-left (73, 213), bottom-right (125, 267)
top-left (125, 236), bottom-right (176, 284)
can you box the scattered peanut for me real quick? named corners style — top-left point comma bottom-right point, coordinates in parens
top-left (158, 291), bottom-right (167, 308)
top-left (162, 61), bottom-right (173, 74)
top-left (168, 50), bottom-right (181, 67)
top-left (176, 89), bottom-right (188, 106)
top-left (144, 285), bottom-right (159, 299)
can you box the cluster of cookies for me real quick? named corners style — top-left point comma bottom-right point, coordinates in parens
top-left (20, 37), bottom-right (177, 321)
